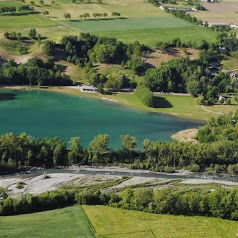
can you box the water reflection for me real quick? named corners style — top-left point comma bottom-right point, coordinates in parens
top-left (0, 93), bottom-right (17, 101)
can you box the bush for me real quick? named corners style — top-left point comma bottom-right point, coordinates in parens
top-left (16, 182), bottom-right (26, 189)
top-left (135, 85), bottom-right (154, 107)
top-left (187, 164), bottom-right (200, 172)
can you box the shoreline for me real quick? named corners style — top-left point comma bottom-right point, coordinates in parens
top-left (0, 85), bottom-right (206, 122)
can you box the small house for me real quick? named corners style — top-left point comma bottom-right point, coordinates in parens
top-left (79, 85), bottom-right (97, 93)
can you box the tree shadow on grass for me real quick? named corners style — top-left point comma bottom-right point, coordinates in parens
top-left (0, 93), bottom-right (17, 101)
top-left (153, 96), bottom-right (173, 108)
top-left (2, 11), bottom-right (39, 17)
top-left (70, 17), bottom-right (127, 23)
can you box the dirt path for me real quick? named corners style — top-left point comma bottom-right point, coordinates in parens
top-left (200, 105), bottom-right (224, 115)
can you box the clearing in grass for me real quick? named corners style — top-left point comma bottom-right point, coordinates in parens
top-left (0, 206), bottom-right (95, 238)
top-left (84, 205), bottom-right (238, 238)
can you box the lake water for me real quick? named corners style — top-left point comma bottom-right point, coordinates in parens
top-left (0, 89), bottom-right (203, 148)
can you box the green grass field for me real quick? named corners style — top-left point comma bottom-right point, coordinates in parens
top-left (0, 1), bottom-right (22, 8)
top-left (61, 16), bottom-right (192, 32)
top-left (1, 205), bottom-right (238, 238)
top-left (0, 14), bottom-right (58, 28)
top-left (0, 206), bottom-right (95, 238)
top-left (93, 26), bottom-right (218, 47)
top-left (84, 205), bottom-right (238, 238)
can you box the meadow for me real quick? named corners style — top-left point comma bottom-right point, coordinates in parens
top-left (85, 205), bottom-right (238, 238)
top-left (1, 205), bottom-right (237, 238)
top-left (92, 26), bottom-right (218, 48)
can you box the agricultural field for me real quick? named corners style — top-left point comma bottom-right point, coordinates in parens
top-left (84, 205), bottom-right (238, 238)
top-left (0, 0), bottom-right (219, 47)
top-left (0, 206), bottom-right (95, 238)
top-left (91, 26), bottom-right (217, 48)
top-left (190, 2), bottom-right (238, 25)
top-left (1, 205), bottom-right (238, 238)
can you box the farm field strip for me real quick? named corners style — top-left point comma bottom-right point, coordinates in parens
top-left (190, 2), bottom-right (238, 25)
top-left (84, 205), bottom-right (238, 238)
top-left (93, 26), bottom-right (218, 48)
top-left (60, 17), bottom-right (193, 32)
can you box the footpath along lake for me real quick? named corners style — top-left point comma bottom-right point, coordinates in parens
top-left (0, 88), bottom-right (203, 148)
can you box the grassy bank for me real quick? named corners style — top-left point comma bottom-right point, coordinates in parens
top-left (45, 87), bottom-right (238, 121)
top-left (0, 206), bottom-right (95, 238)
top-left (84, 205), bottom-right (238, 238)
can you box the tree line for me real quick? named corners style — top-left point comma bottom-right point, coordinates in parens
top-left (1, 109), bottom-right (238, 175)
top-left (1, 185), bottom-right (238, 221)
top-left (0, 5), bottom-right (33, 15)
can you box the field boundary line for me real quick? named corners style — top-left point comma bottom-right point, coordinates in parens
top-left (78, 205), bottom-right (97, 237)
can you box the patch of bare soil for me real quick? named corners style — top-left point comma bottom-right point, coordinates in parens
top-left (146, 48), bottom-right (199, 68)
top-left (0, 44), bottom-right (34, 64)
top-left (55, 60), bottom-right (81, 81)
top-left (171, 128), bottom-right (198, 143)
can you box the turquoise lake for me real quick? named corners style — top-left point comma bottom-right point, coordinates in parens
top-left (0, 89), bottom-right (203, 148)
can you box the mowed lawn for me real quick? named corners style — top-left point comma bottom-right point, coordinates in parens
top-left (0, 206), bottom-right (95, 238)
top-left (84, 205), bottom-right (238, 238)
